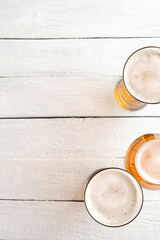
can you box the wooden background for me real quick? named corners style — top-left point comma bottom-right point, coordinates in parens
top-left (0, 0), bottom-right (160, 239)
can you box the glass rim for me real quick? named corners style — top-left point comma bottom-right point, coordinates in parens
top-left (122, 46), bottom-right (160, 104)
top-left (84, 167), bottom-right (144, 228)
top-left (135, 138), bottom-right (160, 185)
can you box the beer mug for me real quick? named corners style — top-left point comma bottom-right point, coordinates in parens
top-left (114, 46), bottom-right (160, 111)
top-left (126, 133), bottom-right (160, 190)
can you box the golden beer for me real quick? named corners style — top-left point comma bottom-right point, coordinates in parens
top-left (115, 47), bottom-right (160, 110)
top-left (126, 134), bottom-right (160, 190)
top-left (114, 80), bottom-right (146, 110)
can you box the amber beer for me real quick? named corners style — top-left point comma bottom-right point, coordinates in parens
top-left (126, 134), bottom-right (160, 190)
top-left (114, 47), bottom-right (160, 110)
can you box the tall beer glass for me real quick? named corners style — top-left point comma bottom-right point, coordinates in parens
top-left (114, 47), bottom-right (160, 110)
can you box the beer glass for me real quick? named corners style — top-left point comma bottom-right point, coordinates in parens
top-left (84, 168), bottom-right (143, 227)
top-left (114, 46), bottom-right (160, 111)
top-left (126, 134), bottom-right (160, 190)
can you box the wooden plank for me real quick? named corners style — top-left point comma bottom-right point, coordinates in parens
top-left (1, 38), bottom-right (160, 78)
top-left (0, 0), bottom-right (160, 38)
top-left (1, 76), bottom-right (160, 117)
top-left (0, 201), bottom-right (159, 240)
top-left (1, 39), bottom-right (160, 117)
top-left (0, 118), bottom-right (159, 201)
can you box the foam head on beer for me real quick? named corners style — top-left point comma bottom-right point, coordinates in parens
top-left (85, 168), bottom-right (143, 227)
top-left (124, 47), bottom-right (160, 103)
top-left (136, 139), bottom-right (160, 185)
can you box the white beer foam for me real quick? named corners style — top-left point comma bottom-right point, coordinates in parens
top-left (124, 47), bottom-right (160, 103)
top-left (136, 139), bottom-right (160, 185)
top-left (85, 169), bottom-right (143, 226)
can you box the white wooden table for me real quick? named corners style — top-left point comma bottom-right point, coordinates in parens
top-left (0, 0), bottom-right (160, 239)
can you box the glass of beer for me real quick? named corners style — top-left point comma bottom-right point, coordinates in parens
top-left (126, 133), bottom-right (160, 190)
top-left (84, 168), bottom-right (143, 227)
top-left (114, 46), bottom-right (160, 110)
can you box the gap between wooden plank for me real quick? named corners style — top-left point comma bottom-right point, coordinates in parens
top-left (0, 37), bottom-right (160, 40)
top-left (0, 199), bottom-right (84, 202)
top-left (0, 116), bottom-right (160, 120)
top-left (0, 199), bottom-right (157, 202)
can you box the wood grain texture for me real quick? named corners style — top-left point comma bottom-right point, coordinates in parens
top-left (0, 118), bottom-right (160, 201)
top-left (1, 39), bottom-right (160, 117)
top-left (1, 0), bottom-right (160, 38)
top-left (1, 76), bottom-right (160, 117)
top-left (0, 201), bottom-right (159, 240)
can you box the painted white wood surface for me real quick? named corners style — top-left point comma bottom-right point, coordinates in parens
top-left (0, 201), bottom-right (159, 240)
top-left (0, 118), bottom-right (159, 202)
top-left (2, 76), bottom-right (160, 117)
top-left (0, 0), bottom-right (160, 239)
top-left (1, 39), bottom-right (160, 117)
top-left (1, 0), bottom-right (160, 38)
